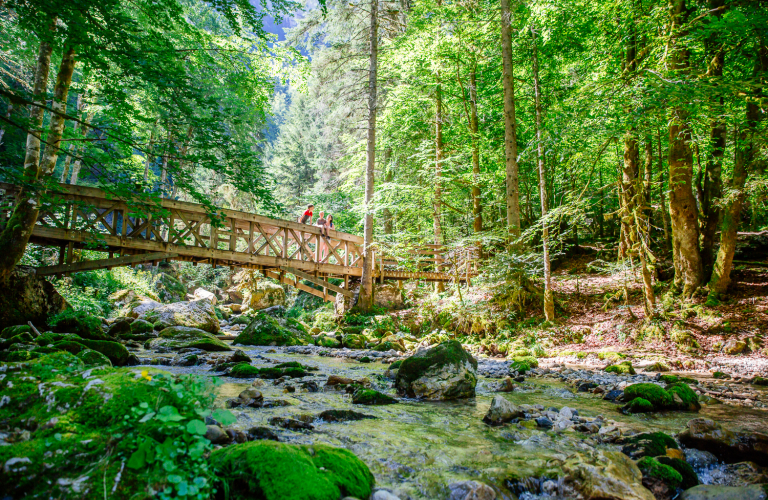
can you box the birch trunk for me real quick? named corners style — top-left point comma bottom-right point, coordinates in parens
top-left (531, 25), bottom-right (554, 321)
top-left (500, 0), bottom-right (521, 239)
top-left (358, 0), bottom-right (378, 311)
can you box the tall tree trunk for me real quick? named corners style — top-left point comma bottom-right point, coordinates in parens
top-left (60, 92), bottom-right (87, 183)
top-left (531, 25), bottom-right (554, 321)
top-left (700, 0), bottom-right (726, 279)
top-left (0, 40), bottom-right (53, 280)
top-left (0, 102), bottom-right (12, 145)
top-left (500, 0), bottom-right (521, 239)
top-left (382, 147), bottom-right (393, 235)
top-left (708, 47), bottom-right (767, 298)
top-left (469, 66), bottom-right (482, 233)
top-left (434, 78), bottom-right (446, 292)
top-left (667, 0), bottom-right (703, 299)
top-left (619, 132), bottom-right (639, 260)
top-left (39, 47), bottom-right (76, 176)
top-left (144, 122), bottom-right (158, 183)
top-left (358, 0), bottom-right (378, 311)
top-left (657, 130), bottom-right (672, 253)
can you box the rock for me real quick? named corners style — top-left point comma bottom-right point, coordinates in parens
top-left (678, 418), bottom-right (768, 466)
top-left (53, 337), bottom-right (133, 366)
top-left (326, 375), bottom-right (355, 386)
top-left (619, 432), bottom-right (679, 459)
top-left (483, 396), bottom-right (524, 425)
top-left (343, 334), bottom-right (367, 349)
top-left (107, 318), bottom-right (132, 337)
top-left (564, 450), bottom-right (655, 500)
top-left (352, 388), bottom-right (397, 405)
top-left (230, 349), bottom-right (251, 363)
top-left (496, 377), bottom-right (517, 392)
top-left (76, 349), bottom-right (112, 368)
top-left (723, 340), bottom-right (747, 355)
top-left (242, 282), bottom-right (286, 312)
top-left (205, 425), bottom-right (231, 444)
top-left (0, 266), bottom-right (68, 331)
top-left (395, 340), bottom-right (478, 400)
top-left (316, 334), bottom-right (342, 348)
top-left (449, 480), bottom-right (497, 500)
top-left (685, 448), bottom-right (718, 469)
top-left (317, 410), bottom-right (375, 422)
top-left (50, 310), bottom-right (108, 340)
top-left (234, 312), bottom-right (310, 346)
top-left (246, 426), bottom-right (279, 441)
top-left (191, 288), bottom-right (218, 305)
top-left (373, 283), bottom-right (404, 309)
top-left (111, 289), bottom-right (162, 318)
top-left (137, 298), bottom-right (219, 334)
top-left (334, 284), bottom-right (360, 317)
top-left (715, 462), bottom-right (768, 486)
top-left (153, 272), bottom-right (187, 303)
top-left (535, 417), bottom-right (553, 429)
top-left (622, 382), bottom-right (700, 412)
top-left (148, 326), bottom-right (231, 352)
top-left (372, 491), bottom-right (401, 500)
top-left (268, 417), bottom-right (314, 431)
top-left (209, 442), bottom-right (375, 500)
top-left (237, 387), bottom-right (264, 406)
top-left (680, 485), bottom-right (768, 500)
top-left (636, 456), bottom-right (684, 499)
top-left (605, 361), bottom-right (636, 375)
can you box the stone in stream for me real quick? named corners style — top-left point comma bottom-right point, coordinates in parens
top-left (564, 450), bottom-right (655, 500)
top-left (209, 441), bottom-right (374, 500)
top-left (233, 311), bottom-right (311, 346)
top-left (394, 340), bottom-right (477, 400)
top-left (268, 417), bottom-right (314, 431)
top-left (449, 480), bottom-right (496, 500)
top-left (680, 485), bottom-right (768, 500)
top-left (246, 426), bottom-right (279, 441)
top-left (316, 410), bottom-right (375, 422)
top-left (352, 388), bottom-right (397, 405)
top-left (535, 417), bottom-right (553, 429)
top-left (619, 432), bottom-right (680, 459)
top-left (137, 298), bottom-right (220, 334)
top-left (684, 448), bottom-right (718, 469)
top-left (678, 418), bottom-right (768, 466)
top-left (483, 396), bottom-right (524, 426)
top-left (205, 425), bottom-right (231, 445)
top-left (148, 326), bottom-right (231, 352)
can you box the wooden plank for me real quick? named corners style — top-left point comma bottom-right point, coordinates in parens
top-left (263, 270), bottom-right (335, 302)
top-left (280, 266), bottom-right (354, 298)
top-left (36, 252), bottom-right (179, 276)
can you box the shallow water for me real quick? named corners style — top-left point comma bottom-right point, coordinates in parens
top-left (140, 345), bottom-right (768, 499)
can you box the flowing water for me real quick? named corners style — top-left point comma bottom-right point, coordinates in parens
top-left (140, 344), bottom-right (768, 499)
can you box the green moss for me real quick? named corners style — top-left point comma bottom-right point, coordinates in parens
top-left (659, 374), bottom-right (698, 385)
top-left (372, 340), bottom-right (404, 352)
top-left (48, 309), bottom-right (108, 340)
top-left (210, 441), bottom-right (374, 500)
top-left (76, 348), bottom-right (112, 367)
top-left (605, 361), bottom-right (636, 375)
top-left (395, 340), bottom-right (477, 398)
top-left (149, 326), bottom-right (231, 352)
top-left (229, 362), bottom-right (309, 379)
top-left (656, 456), bottom-right (698, 489)
top-left (343, 334), bottom-right (367, 349)
top-left (130, 319), bottom-right (154, 335)
top-left (1, 324), bottom-right (31, 339)
top-left (0, 332), bottom-right (34, 349)
top-left (636, 456), bottom-right (682, 490)
top-left (624, 383), bottom-right (673, 408)
top-left (666, 382), bottom-right (700, 410)
top-left (389, 360), bottom-right (403, 370)
top-left (352, 388), bottom-right (397, 405)
top-left (512, 355), bottom-right (539, 368)
top-left (620, 432), bottom-right (678, 458)
top-left (234, 312), bottom-right (307, 346)
top-left (753, 376), bottom-right (768, 386)
top-left (359, 356), bottom-right (372, 363)
top-left (625, 397), bottom-right (654, 413)
top-left (0, 350), bottom-right (41, 362)
top-left (286, 318), bottom-right (308, 335)
top-left (53, 339), bottom-right (89, 355)
top-left (713, 371), bottom-right (730, 379)
top-left (317, 335), bottom-right (342, 348)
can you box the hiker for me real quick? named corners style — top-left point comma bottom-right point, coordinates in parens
top-left (315, 211), bottom-right (327, 260)
top-left (320, 214), bottom-right (335, 261)
top-left (299, 204), bottom-right (314, 224)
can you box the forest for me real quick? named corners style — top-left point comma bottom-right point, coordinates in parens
top-left (0, 0), bottom-right (767, 498)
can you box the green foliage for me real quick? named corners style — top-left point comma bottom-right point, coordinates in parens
top-left (636, 457), bottom-right (683, 490)
top-left (656, 456), bottom-right (698, 489)
top-left (605, 361), bottom-right (635, 375)
top-left (351, 387), bottom-right (398, 405)
top-left (48, 308), bottom-right (106, 339)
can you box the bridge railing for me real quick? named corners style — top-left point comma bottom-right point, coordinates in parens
top-left (374, 243), bottom-right (479, 282)
top-left (0, 183), bottom-right (365, 276)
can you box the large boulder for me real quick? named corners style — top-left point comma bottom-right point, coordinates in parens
top-left (209, 441), bottom-right (375, 500)
top-left (0, 266), bottom-right (68, 330)
top-left (395, 340), bottom-right (477, 400)
top-left (242, 282), bottom-right (286, 312)
top-left (334, 283), bottom-right (360, 317)
top-left (190, 287), bottom-right (217, 305)
top-left (148, 326), bottom-right (231, 352)
top-left (49, 310), bottom-right (109, 340)
top-left (622, 382), bottom-right (700, 413)
top-left (678, 418), bottom-right (768, 466)
top-left (680, 485), bottom-right (768, 500)
top-left (137, 298), bottom-right (219, 334)
top-left (483, 395), bottom-right (524, 425)
top-left (110, 289), bottom-right (162, 318)
top-left (153, 272), bottom-right (187, 303)
top-left (374, 283), bottom-right (404, 309)
top-left (564, 450), bottom-right (655, 500)
top-left (233, 312), bottom-right (310, 346)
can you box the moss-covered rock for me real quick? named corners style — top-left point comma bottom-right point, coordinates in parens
top-left (0, 266), bottom-right (68, 331)
top-left (395, 340), bottom-right (477, 400)
top-left (53, 337), bottom-right (132, 366)
top-left (343, 334), bottom-right (367, 349)
top-left (625, 397), bottom-right (654, 413)
top-left (234, 312), bottom-right (310, 346)
top-left (656, 456), bottom-right (698, 489)
top-left (149, 326), bottom-right (231, 352)
top-left (1, 324), bottom-right (31, 339)
top-left (153, 272), bottom-right (187, 303)
top-left (372, 340), bottom-right (404, 352)
top-left (636, 456), bottom-right (683, 490)
top-left (352, 387), bottom-right (397, 405)
top-left (49, 309), bottom-right (108, 340)
top-left (753, 376), bottom-right (768, 386)
top-left (76, 348), bottom-right (112, 367)
top-left (316, 335), bottom-right (342, 348)
top-left (622, 382), bottom-right (699, 413)
top-left (210, 441), bottom-right (375, 500)
top-left (0, 332), bottom-right (34, 350)
top-left (229, 361), bottom-right (311, 379)
top-left (620, 432), bottom-right (679, 459)
top-left (131, 319), bottom-right (154, 335)
top-left (137, 298), bottom-right (220, 334)
top-left (0, 350), bottom-right (41, 362)
top-left (659, 374), bottom-right (698, 385)
top-left (605, 360), bottom-right (636, 375)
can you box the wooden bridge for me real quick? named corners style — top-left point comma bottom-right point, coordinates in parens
top-left (0, 183), bottom-right (477, 302)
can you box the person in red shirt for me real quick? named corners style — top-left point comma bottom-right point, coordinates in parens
top-left (299, 204), bottom-right (314, 224)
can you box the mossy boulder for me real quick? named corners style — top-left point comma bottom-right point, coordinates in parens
top-left (352, 387), bottom-right (397, 405)
top-left (242, 281), bottom-right (287, 312)
top-left (637, 456), bottom-right (683, 492)
top-left (620, 432), bottom-right (679, 459)
top-left (0, 265), bottom-right (68, 331)
top-left (606, 361), bottom-right (636, 375)
top-left (228, 362), bottom-right (310, 379)
top-left (137, 298), bottom-right (219, 334)
top-left (234, 312), bottom-right (310, 347)
top-left (1, 324), bottom-right (31, 339)
top-left (625, 398), bottom-right (654, 413)
top-left (656, 456), bottom-right (698, 489)
top-left (511, 355), bottom-right (538, 374)
top-left (153, 272), bottom-right (187, 303)
top-left (343, 334), bottom-right (367, 349)
top-left (210, 441), bottom-right (375, 500)
top-left (753, 377), bottom-right (768, 386)
top-left (53, 337), bottom-right (132, 366)
top-left (148, 326), bottom-right (231, 352)
top-left (316, 335), bottom-right (342, 348)
top-left (0, 350), bottom-right (41, 362)
top-left (372, 340), bottom-right (405, 352)
top-left (622, 382), bottom-right (699, 413)
top-left (659, 374), bottom-right (698, 385)
top-left (0, 332), bottom-right (34, 350)
top-left (49, 309), bottom-right (109, 340)
top-left (76, 348), bottom-right (112, 368)
top-left (131, 319), bottom-right (155, 335)
top-left (395, 340), bottom-right (478, 400)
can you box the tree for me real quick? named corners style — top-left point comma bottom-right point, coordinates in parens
top-left (500, 0), bottom-right (521, 239)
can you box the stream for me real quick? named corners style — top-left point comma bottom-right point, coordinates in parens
top-left (138, 343), bottom-right (768, 499)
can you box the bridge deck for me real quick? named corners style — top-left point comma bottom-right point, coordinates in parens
top-left (0, 183), bottom-right (475, 293)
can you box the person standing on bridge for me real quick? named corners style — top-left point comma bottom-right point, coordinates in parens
top-left (299, 204), bottom-right (314, 225)
top-left (320, 214), bottom-right (334, 261)
top-left (315, 211), bottom-right (327, 261)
